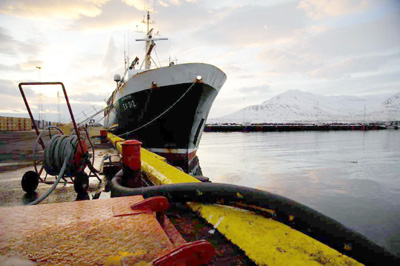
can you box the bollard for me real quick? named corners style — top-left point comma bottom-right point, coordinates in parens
top-left (121, 140), bottom-right (142, 171)
top-left (121, 140), bottom-right (143, 188)
top-left (100, 129), bottom-right (107, 143)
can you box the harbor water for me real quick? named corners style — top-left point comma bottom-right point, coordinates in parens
top-left (197, 130), bottom-right (400, 256)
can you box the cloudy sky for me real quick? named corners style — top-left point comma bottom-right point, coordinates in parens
top-left (0, 0), bottom-right (399, 122)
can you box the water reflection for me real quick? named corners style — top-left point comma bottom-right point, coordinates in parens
top-left (197, 130), bottom-right (400, 256)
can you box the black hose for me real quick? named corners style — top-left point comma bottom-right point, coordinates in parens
top-left (111, 175), bottom-right (399, 266)
top-left (44, 134), bottom-right (79, 176)
top-left (27, 157), bottom-right (69, 205)
top-left (28, 134), bottom-right (81, 205)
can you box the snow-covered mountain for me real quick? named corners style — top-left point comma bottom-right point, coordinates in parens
top-left (209, 90), bottom-right (400, 124)
top-left (367, 92), bottom-right (400, 122)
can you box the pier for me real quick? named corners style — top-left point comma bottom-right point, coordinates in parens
top-left (205, 123), bottom-right (390, 132)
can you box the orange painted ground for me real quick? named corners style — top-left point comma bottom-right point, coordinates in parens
top-left (0, 196), bottom-right (177, 265)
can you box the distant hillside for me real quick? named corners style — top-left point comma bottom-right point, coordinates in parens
top-left (208, 90), bottom-right (400, 124)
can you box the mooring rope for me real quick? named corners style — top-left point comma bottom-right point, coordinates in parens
top-left (117, 81), bottom-right (197, 137)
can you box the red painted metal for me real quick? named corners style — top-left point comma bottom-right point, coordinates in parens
top-left (74, 139), bottom-right (88, 170)
top-left (100, 129), bottom-right (107, 143)
top-left (18, 82), bottom-right (85, 154)
top-left (18, 83), bottom-right (44, 149)
top-left (121, 139), bottom-right (142, 171)
top-left (112, 196), bottom-right (171, 217)
top-left (131, 196), bottom-right (170, 212)
top-left (152, 239), bottom-right (216, 266)
top-left (160, 213), bottom-right (187, 247)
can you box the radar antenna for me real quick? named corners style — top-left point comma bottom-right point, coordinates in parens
top-left (136, 11), bottom-right (167, 69)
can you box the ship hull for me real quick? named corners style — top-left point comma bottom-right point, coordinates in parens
top-left (104, 63), bottom-right (226, 173)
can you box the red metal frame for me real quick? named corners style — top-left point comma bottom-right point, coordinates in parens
top-left (18, 82), bottom-right (85, 155)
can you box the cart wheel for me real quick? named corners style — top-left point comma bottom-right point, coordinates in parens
top-left (74, 172), bottom-right (89, 194)
top-left (21, 171), bottom-right (39, 193)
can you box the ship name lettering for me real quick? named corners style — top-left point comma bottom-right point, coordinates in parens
top-left (122, 100), bottom-right (136, 110)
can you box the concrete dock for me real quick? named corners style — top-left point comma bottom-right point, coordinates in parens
top-left (0, 130), bottom-right (113, 206)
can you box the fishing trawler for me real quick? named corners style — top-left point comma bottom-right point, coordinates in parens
top-left (104, 12), bottom-right (226, 173)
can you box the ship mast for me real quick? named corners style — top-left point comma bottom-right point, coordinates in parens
top-left (136, 11), bottom-right (167, 70)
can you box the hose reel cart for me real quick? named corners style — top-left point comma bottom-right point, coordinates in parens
top-left (19, 82), bottom-right (101, 205)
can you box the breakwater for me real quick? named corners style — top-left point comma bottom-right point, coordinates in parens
top-left (204, 123), bottom-right (390, 132)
